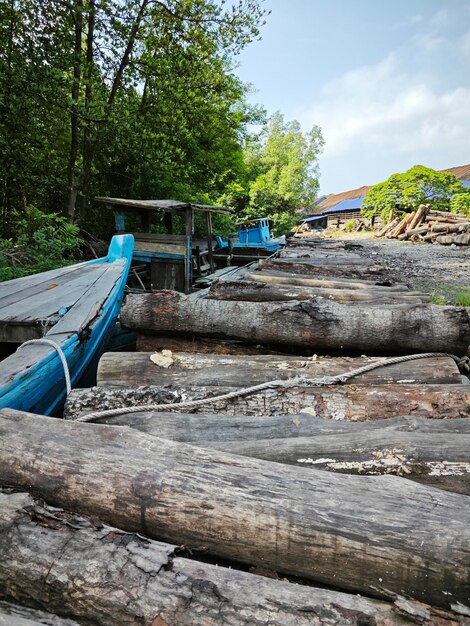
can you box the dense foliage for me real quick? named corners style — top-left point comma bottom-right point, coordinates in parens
top-left (0, 0), bottom-right (267, 235)
top-left (361, 165), bottom-right (465, 221)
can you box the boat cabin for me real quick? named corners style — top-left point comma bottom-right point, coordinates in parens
top-left (96, 197), bottom-right (231, 293)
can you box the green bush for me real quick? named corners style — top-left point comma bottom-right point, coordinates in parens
top-left (0, 207), bottom-right (83, 281)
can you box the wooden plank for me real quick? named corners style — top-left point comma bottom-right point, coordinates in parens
top-left (133, 240), bottom-right (185, 256)
top-left (0, 260), bottom-right (94, 301)
top-left (50, 261), bottom-right (125, 336)
top-left (0, 265), bottom-right (97, 310)
top-left (131, 232), bottom-right (186, 242)
top-left (247, 270), bottom-right (408, 291)
top-left (95, 197), bottom-right (231, 214)
top-left (0, 264), bottom-right (109, 324)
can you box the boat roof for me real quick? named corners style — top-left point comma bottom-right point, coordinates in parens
top-left (96, 197), bottom-right (231, 215)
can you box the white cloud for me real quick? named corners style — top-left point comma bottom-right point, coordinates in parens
top-left (298, 55), bottom-right (470, 192)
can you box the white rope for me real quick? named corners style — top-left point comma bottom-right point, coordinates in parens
top-left (17, 339), bottom-right (71, 396)
top-left (75, 352), bottom-right (469, 423)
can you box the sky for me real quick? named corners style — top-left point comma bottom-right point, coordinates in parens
top-left (235, 0), bottom-right (470, 195)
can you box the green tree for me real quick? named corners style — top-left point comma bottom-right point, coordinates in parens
top-left (362, 165), bottom-right (464, 222)
top-left (0, 0), bottom-right (268, 235)
top-left (450, 192), bottom-right (470, 216)
top-left (243, 112), bottom-right (324, 218)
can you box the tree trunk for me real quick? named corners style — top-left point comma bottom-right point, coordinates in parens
top-left (66, 0), bottom-right (83, 223)
top-left (0, 601), bottom-right (80, 626)
top-left (245, 270), bottom-right (408, 291)
top-left (136, 334), bottom-right (277, 355)
top-left (64, 382), bottom-right (470, 421)
top-left (62, 412), bottom-right (470, 494)
top-left (246, 270), bottom-right (409, 293)
top-left (208, 278), bottom-right (430, 304)
top-left (120, 291), bottom-right (470, 356)
top-left (1, 491), bottom-right (447, 626)
top-left (204, 427), bottom-right (470, 495)
top-left (1, 410), bottom-right (470, 609)
top-left (96, 352), bottom-right (463, 388)
top-left (258, 257), bottom-right (384, 278)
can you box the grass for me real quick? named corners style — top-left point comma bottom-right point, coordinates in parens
top-left (454, 289), bottom-right (470, 307)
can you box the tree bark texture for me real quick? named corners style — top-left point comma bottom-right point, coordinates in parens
top-left (135, 334), bottom-right (277, 355)
top-left (120, 291), bottom-right (470, 356)
top-left (96, 352), bottom-right (463, 388)
top-left (1, 410), bottom-right (470, 608)
top-left (65, 382), bottom-right (470, 421)
top-left (245, 270), bottom-right (408, 291)
top-left (64, 411), bottom-right (470, 494)
top-left (1, 492), bottom-right (454, 626)
top-left (258, 257), bottom-right (384, 278)
top-left (0, 601), bottom-right (80, 626)
top-left (208, 278), bottom-right (430, 305)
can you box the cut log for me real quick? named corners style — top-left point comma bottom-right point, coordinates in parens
top-left (0, 492), bottom-right (448, 626)
top-left (277, 249), bottom-right (365, 261)
top-left (65, 381), bottom-right (470, 422)
top-left (407, 204), bottom-right (430, 231)
top-left (0, 601), bottom-right (80, 626)
top-left (246, 269), bottom-right (408, 290)
top-left (1, 410), bottom-right (470, 609)
top-left (398, 226), bottom-right (429, 241)
top-left (431, 222), bottom-right (470, 233)
top-left (203, 428), bottom-right (470, 495)
top-left (69, 411), bottom-right (470, 442)
top-left (378, 219), bottom-right (399, 238)
top-left (436, 233), bottom-right (470, 246)
top-left (96, 352), bottom-right (463, 388)
top-left (135, 334), bottom-right (275, 355)
top-left (258, 257), bottom-right (384, 277)
top-left (89, 411), bottom-right (470, 495)
top-left (388, 211), bottom-right (416, 238)
top-left (120, 291), bottom-right (470, 356)
top-left (207, 278), bottom-right (430, 304)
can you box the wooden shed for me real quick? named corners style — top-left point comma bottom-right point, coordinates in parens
top-left (96, 197), bottom-right (231, 293)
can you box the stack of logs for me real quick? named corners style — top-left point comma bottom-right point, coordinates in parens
top-left (376, 204), bottom-right (470, 244)
top-left (1, 236), bottom-right (470, 625)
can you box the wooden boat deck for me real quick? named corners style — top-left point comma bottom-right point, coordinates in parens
top-left (0, 235), bottom-right (134, 415)
top-left (0, 261), bottom-right (126, 342)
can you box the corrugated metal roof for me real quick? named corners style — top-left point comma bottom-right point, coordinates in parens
top-left (442, 164), bottom-right (470, 181)
top-left (323, 198), bottom-right (364, 214)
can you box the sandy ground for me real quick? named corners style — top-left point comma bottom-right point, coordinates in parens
top-left (336, 234), bottom-right (470, 303)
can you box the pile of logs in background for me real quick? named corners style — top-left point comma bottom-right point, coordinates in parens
top-left (1, 236), bottom-right (470, 625)
top-left (376, 204), bottom-right (470, 245)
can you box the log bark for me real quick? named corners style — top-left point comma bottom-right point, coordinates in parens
top-left (207, 278), bottom-right (430, 304)
top-left (120, 291), bottom-right (470, 356)
top-left (436, 233), bottom-right (470, 246)
top-left (65, 382), bottom-right (470, 420)
top-left (258, 257), bottom-right (384, 277)
top-left (407, 204), bottom-right (430, 231)
top-left (96, 352), bottom-right (463, 388)
top-left (65, 410), bottom-right (470, 494)
top-left (430, 222), bottom-right (470, 233)
top-left (1, 410), bottom-right (470, 608)
top-left (1, 491), bottom-right (450, 626)
top-left (388, 211), bottom-right (416, 238)
top-left (0, 601), bottom-right (80, 626)
top-left (135, 334), bottom-right (275, 355)
top-left (203, 428), bottom-right (470, 495)
top-left (245, 270), bottom-right (408, 291)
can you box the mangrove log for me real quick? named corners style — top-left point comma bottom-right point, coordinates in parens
top-left (207, 278), bottom-right (430, 304)
top-left (258, 257), bottom-right (384, 277)
top-left (1, 410), bottom-right (470, 608)
top-left (245, 270), bottom-right (408, 290)
top-left (120, 291), bottom-right (470, 356)
top-left (0, 492), bottom-right (447, 626)
top-left (135, 334), bottom-right (275, 355)
top-left (65, 382), bottom-right (470, 420)
top-left (96, 352), bottom-right (463, 388)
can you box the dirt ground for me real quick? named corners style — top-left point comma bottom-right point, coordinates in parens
top-left (337, 234), bottom-right (470, 303)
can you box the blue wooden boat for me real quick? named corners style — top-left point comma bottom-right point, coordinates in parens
top-left (0, 234), bottom-right (134, 415)
top-left (215, 218), bottom-right (285, 254)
